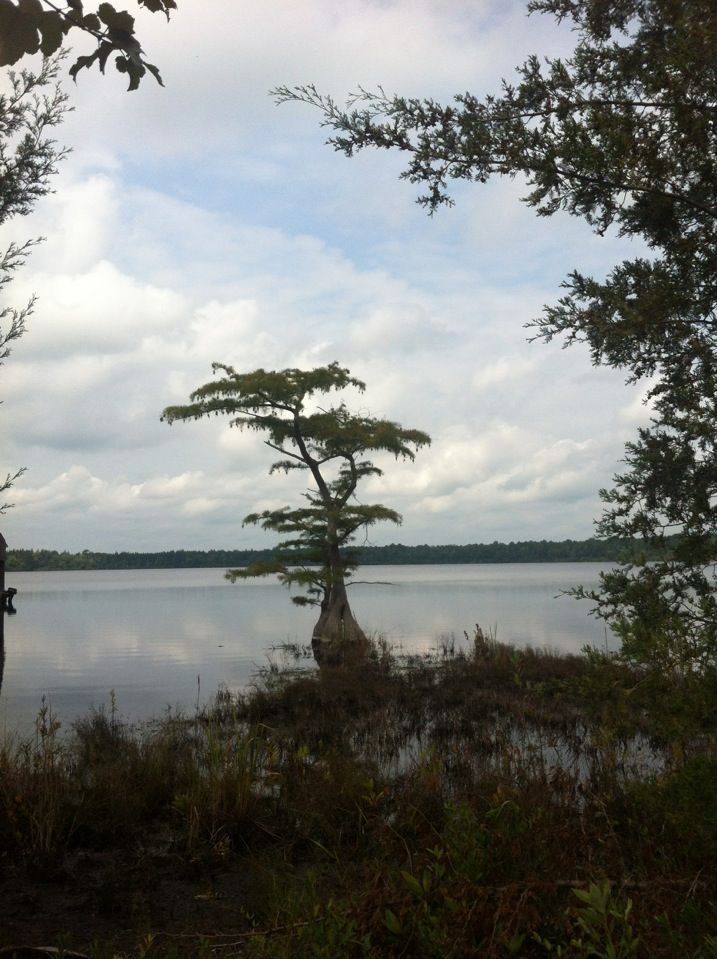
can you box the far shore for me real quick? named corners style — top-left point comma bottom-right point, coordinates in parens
top-left (5, 536), bottom-right (656, 571)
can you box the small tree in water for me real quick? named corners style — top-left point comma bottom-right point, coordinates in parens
top-left (162, 362), bottom-right (430, 663)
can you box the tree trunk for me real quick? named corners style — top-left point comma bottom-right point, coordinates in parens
top-left (311, 535), bottom-right (368, 664)
top-left (311, 583), bottom-right (368, 664)
top-left (311, 504), bottom-right (368, 666)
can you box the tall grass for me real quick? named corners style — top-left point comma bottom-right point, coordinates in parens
top-left (1, 631), bottom-right (716, 957)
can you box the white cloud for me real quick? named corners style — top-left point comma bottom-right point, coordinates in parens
top-left (57, 0), bottom-right (569, 156)
top-left (10, 261), bottom-right (186, 359)
top-left (0, 1), bottom-right (644, 551)
top-left (472, 355), bottom-right (542, 391)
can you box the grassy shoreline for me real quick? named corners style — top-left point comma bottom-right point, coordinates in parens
top-left (1, 631), bottom-right (716, 957)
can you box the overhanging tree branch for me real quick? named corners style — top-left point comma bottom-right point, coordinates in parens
top-left (277, 0), bottom-right (717, 672)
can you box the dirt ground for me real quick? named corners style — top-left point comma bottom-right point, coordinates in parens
top-left (1, 852), bottom-right (256, 956)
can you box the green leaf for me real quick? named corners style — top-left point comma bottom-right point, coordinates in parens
top-left (145, 61), bottom-right (164, 86)
top-left (139, 0), bottom-right (176, 15)
top-left (0, 0), bottom-right (39, 65)
top-left (401, 870), bottom-right (425, 899)
top-left (81, 12), bottom-right (101, 31)
top-left (384, 909), bottom-right (402, 935)
top-left (115, 53), bottom-right (143, 91)
top-left (38, 11), bottom-right (64, 56)
top-left (17, 0), bottom-right (43, 23)
top-left (97, 39), bottom-right (113, 72)
top-left (69, 49), bottom-right (100, 82)
top-left (97, 1), bottom-right (134, 32)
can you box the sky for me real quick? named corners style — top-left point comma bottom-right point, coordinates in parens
top-left (1, 0), bottom-right (649, 552)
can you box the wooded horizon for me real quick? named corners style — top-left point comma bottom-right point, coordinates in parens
top-left (6, 537), bottom-right (652, 571)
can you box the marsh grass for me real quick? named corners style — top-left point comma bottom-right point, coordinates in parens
top-left (1, 629), bottom-right (716, 957)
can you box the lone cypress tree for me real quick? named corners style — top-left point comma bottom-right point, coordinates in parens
top-left (162, 362), bottom-right (430, 662)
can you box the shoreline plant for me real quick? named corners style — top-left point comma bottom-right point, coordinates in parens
top-left (1, 634), bottom-right (715, 957)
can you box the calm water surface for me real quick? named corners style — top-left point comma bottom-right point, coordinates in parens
top-left (0, 564), bottom-right (614, 732)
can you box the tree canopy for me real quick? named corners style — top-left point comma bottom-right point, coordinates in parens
top-left (276, 0), bottom-right (717, 672)
top-left (0, 0), bottom-right (176, 89)
top-left (1, 56), bottom-right (69, 512)
top-left (162, 362), bottom-right (430, 660)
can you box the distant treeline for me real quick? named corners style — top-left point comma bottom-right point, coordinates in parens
top-left (6, 538), bottom-right (646, 571)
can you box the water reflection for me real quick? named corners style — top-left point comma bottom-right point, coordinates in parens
top-left (0, 564), bottom-right (613, 732)
top-left (0, 595), bottom-right (17, 704)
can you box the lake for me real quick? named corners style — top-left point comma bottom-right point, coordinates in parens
top-left (0, 563), bottom-right (615, 733)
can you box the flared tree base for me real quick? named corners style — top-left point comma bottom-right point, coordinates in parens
top-left (311, 599), bottom-right (369, 666)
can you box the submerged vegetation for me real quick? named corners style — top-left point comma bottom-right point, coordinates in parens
top-left (1, 631), bottom-right (716, 957)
